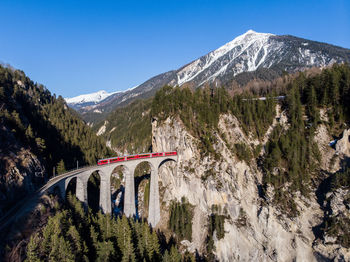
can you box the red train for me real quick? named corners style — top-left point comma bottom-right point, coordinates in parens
top-left (97, 151), bottom-right (177, 166)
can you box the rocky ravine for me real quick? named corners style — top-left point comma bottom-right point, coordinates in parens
top-left (152, 112), bottom-right (350, 261)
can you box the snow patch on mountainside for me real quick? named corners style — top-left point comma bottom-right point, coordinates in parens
top-left (65, 90), bottom-right (120, 105)
top-left (177, 30), bottom-right (275, 86)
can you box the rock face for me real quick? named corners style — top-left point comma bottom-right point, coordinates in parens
top-left (0, 119), bottom-right (45, 218)
top-left (313, 188), bottom-right (350, 261)
top-left (336, 129), bottom-right (350, 157)
top-left (152, 114), bottom-right (350, 261)
top-left (0, 146), bottom-right (45, 218)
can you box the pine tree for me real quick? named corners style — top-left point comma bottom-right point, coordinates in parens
top-left (57, 159), bottom-right (66, 175)
top-left (25, 234), bottom-right (40, 262)
top-left (169, 245), bottom-right (182, 262)
top-left (25, 124), bottom-right (34, 140)
top-left (96, 241), bottom-right (115, 262)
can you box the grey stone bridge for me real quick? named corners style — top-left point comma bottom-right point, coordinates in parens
top-left (45, 154), bottom-right (177, 226)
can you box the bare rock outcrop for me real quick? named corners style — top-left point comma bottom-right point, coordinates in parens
top-left (152, 115), bottom-right (332, 261)
top-left (0, 146), bottom-right (45, 218)
top-left (336, 129), bottom-right (350, 157)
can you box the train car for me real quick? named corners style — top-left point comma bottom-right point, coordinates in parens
top-left (97, 159), bottom-right (109, 165)
top-left (165, 151), bottom-right (177, 156)
top-left (109, 157), bottom-right (125, 163)
top-left (151, 152), bottom-right (163, 157)
top-left (137, 154), bottom-right (151, 159)
top-left (98, 151), bottom-right (177, 165)
top-left (126, 155), bottom-right (138, 160)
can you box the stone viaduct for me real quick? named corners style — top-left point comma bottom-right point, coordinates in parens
top-left (46, 154), bottom-right (177, 227)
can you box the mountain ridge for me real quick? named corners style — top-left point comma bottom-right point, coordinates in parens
top-left (65, 30), bottom-right (350, 124)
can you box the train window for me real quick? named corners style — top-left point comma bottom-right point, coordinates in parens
top-left (165, 152), bottom-right (176, 156)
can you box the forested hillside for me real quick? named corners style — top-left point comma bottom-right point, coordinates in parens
top-left (25, 195), bottom-right (195, 262)
top-left (148, 63), bottom-right (350, 260)
top-left (0, 65), bottom-right (112, 217)
top-left (262, 64), bottom-right (350, 215)
top-left (93, 99), bottom-right (152, 154)
top-left (152, 64), bottom-right (350, 212)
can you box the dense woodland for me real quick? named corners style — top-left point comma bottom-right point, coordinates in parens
top-left (151, 85), bottom-right (276, 157)
top-left (262, 64), bottom-right (350, 215)
top-left (25, 194), bottom-right (195, 262)
top-left (168, 197), bottom-right (194, 242)
top-left (0, 65), bottom-right (112, 176)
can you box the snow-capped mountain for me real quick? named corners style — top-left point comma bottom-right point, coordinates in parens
top-left (67, 30), bottom-right (350, 123)
top-left (176, 30), bottom-right (275, 86)
top-left (65, 90), bottom-right (120, 109)
top-left (171, 29), bottom-right (349, 87)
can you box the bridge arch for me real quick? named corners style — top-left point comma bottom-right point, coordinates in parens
top-left (87, 171), bottom-right (101, 212)
top-left (110, 165), bottom-right (130, 216)
top-left (52, 184), bottom-right (64, 200)
top-left (65, 176), bottom-right (77, 198)
top-left (133, 161), bottom-right (155, 219)
top-left (158, 158), bottom-right (177, 169)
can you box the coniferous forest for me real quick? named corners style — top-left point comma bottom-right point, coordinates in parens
top-left (0, 65), bottom-right (112, 177)
top-left (25, 194), bottom-right (194, 262)
top-left (1, 63), bottom-right (350, 260)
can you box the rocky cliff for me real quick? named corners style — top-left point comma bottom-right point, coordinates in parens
top-left (152, 110), bottom-right (350, 261)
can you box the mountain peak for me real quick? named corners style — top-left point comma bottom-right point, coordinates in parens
top-left (244, 29), bottom-right (257, 34)
top-left (65, 90), bottom-right (120, 105)
top-left (234, 29), bottom-right (274, 41)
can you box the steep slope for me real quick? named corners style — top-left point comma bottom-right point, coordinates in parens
top-left (149, 64), bottom-right (350, 261)
top-left (93, 98), bottom-right (152, 154)
top-left (0, 65), bottom-right (112, 219)
top-left (67, 30), bottom-right (350, 124)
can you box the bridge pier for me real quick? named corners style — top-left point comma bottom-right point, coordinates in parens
top-left (148, 168), bottom-right (160, 227)
top-left (99, 172), bottom-right (111, 214)
top-left (124, 165), bottom-right (136, 217)
top-left (76, 175), bottom-right (89, 209)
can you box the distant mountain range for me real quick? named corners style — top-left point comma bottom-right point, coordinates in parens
top-left (64, 86), bottom-right (140, 111)
top-left (65, 30), bottom-right (350, 122)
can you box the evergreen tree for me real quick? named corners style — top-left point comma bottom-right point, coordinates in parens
top-left (57, 159), bottom-right (66, 175)
top-left (25, 234), bottom-right (41, 262)
top-left (96, 240), bottom-right (115, 262)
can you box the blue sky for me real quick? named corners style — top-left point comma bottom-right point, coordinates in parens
top-left (1, 0), bottom-right (349, 98)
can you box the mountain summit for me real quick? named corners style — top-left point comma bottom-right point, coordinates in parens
top-left (173, 29), bottom-right (349, 87)
top-left (66, 30), bottom-right (350, 121)
top-left (175, 29), bottom-right (275, 86)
